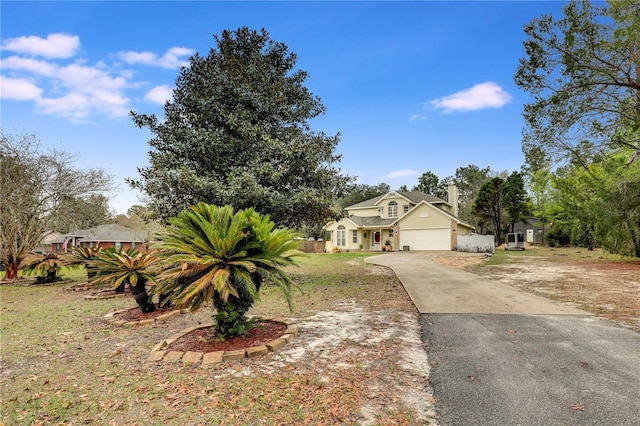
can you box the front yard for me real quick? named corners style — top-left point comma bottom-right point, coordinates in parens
top-left (4, 247), bottom-right (637, 425)
top-left (0, 253), bottom-right (436, 425)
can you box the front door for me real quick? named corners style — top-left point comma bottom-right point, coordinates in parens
top-left (372, 231), bottom-right (381, 249)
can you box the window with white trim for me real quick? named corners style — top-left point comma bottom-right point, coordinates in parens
top-left (388, 201), bottom-right (398, 218)
top-left (337, 225), bottom-right (346, 246)
top-left (403, 205), bottom-right (409, 214)
top-left (352, 230), bottom-right (358, 243)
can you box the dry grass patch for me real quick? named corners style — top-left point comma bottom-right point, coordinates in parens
top-left (1, 253), bottom-right (436, 425)
top-left (442, 247), bottom-right (640, 332)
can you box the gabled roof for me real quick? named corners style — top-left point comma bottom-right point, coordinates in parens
top-left (401, 200), bottom-right (474, 229)
top-left (343, 205), bottom-right (473, 230)
top-left (65, 224), bottom-right (145, 243)
top-left (346, 216), bottom-right (398, 228)
top-left (41, 232), bottom-right (65, 244)
top-left (346, 191), bottom-right (449, 210)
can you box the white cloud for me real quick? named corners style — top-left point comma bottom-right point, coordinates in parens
top-left (1, 33), bottom-right (79, 58)
top-left (144, 85), bottom-right (173, 104)
top-left (1, 56), bottom-right (58, 76)
top-left (0, 76), bottom-right (42, 100)
top-left (3, 58), bottom-right (130, 119)
top-left (409, 113), bottom-right (427, 122)
top-left (386, 169), bottom-right (419, 179)
top-left (119, 51), bottom-right (156, 65)
top-left (34, 63), bottom-right (130, 119)
top-left (36, 89), bottom-right (129, 120)
top-left (58, 63), bottom-right (128, 91)
top-left (1, 32), bottom-right (192, 120)
top-left (118, 46), bottom-right (194, 69)
top-left (37, 93), bottom-right (91, 119)
top-left (429, 81), bottom-right (512, 113)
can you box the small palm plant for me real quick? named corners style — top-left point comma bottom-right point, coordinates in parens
top-left (88, 248), bottom-right (158, 313)
top-left (21, 252), bottom-right (64, 283)
top-left (153, 203), bottom-right (299, 339)
top-left (63, 246), bottom-right (102, 281)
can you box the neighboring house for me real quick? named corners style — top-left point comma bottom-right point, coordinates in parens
top-left (35, 232), bottom-right (64, 254)
top-left (512, 217), bottom-right (550, 244)
top-left (325, 186), bottom-right (474, 251)
top-left (45, 224), bottom-right (147, 254)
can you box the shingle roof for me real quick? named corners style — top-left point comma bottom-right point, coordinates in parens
top-left (66, 224), bottom-right (145, 243)
top-left (347, 216), bottom-right (398, 227)
top-left (401, 191), bottom-right (448, 205)
top-left (346, 191), bottom-right (448, 210)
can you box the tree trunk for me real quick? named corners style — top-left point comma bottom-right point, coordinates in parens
top-left (212, 282), bottom-right (257, 338)
top-left (86, 265), bottom-right (97, 281)
top-left (45, 269), bottom-right (57, 283)
top-left (3, 260), bottom-right (19, 280)
top-left (631, 224), bottom-right (640, 258)
top-left (129, 281), bottom-right (156, 313)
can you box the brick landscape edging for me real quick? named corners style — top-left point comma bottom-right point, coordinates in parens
top-left (146, 319), bottom-right (298, 365)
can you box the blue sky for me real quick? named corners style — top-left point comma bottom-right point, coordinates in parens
top-left (1, 1), bottom-right (569, 214)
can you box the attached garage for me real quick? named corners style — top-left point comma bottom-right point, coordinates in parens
top-left (324, 189), bottom-right (474, 253)
top-left (399, 228), bottom-right (451, 251)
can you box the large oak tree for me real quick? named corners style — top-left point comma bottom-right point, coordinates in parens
top-left (129, 27), bottom-right (352, 228)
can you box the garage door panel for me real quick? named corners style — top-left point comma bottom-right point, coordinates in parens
top-left (400, 229), bottom-right (450, 251)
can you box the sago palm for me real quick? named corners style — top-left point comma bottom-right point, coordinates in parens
top-left (88, 248), bottom-right (158, 313)
top-left (153, 203), bottom-right (299, 338)
top-left (62, 246), bottom-right (102, 281)
top-left (21, 252), bottom-right (63, 283)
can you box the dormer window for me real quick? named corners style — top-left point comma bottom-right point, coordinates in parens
top-left (388, 201), bottom-right (398, 218)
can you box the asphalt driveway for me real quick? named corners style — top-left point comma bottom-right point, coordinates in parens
top-left (367, 252), bottom-right (640, 426)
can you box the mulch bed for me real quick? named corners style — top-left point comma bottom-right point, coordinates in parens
top-left (113, 306), bottom-right (288, 352)
top-left (167, 321), bottom-right (287, 353)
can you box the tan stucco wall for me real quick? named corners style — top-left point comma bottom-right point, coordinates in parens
top-left (324, 219), bottom-right (364, 251)
top-left (347, 195), bottom-right (413, 220)
top-left (456, 223), bottom-right (473, 236)
top-left (399, 203), bottom-right (450, 229)
top-left (346, 207), bottom-right (380, 217)
top-left (324, 219), bottom-right (392, 252)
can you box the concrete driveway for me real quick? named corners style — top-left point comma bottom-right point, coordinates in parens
top-left (367, 251), bottom-right (588, 315)
top-left (367, 252), bottom-right (640, 426)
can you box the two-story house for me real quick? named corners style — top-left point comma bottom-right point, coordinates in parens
top-left (325, 185), bottom-right (473, 251)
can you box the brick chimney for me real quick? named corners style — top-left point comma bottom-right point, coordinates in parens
top-left (448, 184), bottom-right (459, 217)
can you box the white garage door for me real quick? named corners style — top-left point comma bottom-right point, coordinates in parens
top-left (399, 229), bottom-right (451, 251)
